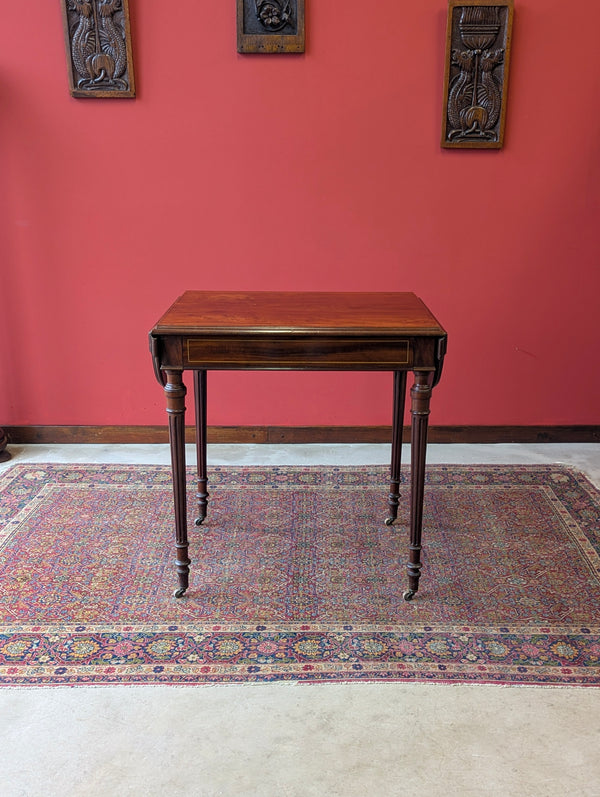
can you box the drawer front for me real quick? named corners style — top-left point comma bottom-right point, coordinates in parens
top-left (185, 336), bottom-right (411, 369)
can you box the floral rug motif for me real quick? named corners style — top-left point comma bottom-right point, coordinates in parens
top-left (0, 463), bottom-right (599, 687)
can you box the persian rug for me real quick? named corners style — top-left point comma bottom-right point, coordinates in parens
top-left (0, 463), bottom-right (599, 687)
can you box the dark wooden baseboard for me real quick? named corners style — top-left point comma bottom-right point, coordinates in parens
top-left (4, 425), bottom-right (600, 445)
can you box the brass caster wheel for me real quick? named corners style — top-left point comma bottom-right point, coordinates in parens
top-left (384, 517), bottom-right (395, 527)
top-left (403, 589), bottom-right (415, 601)
top-left (173, 587), bottom-right (187, 598)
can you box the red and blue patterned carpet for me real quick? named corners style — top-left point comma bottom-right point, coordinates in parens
top-left (1, 463), bottom-right (599, 686)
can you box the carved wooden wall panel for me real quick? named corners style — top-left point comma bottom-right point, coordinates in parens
top-left (61, 0), bottom-right (135, 98)
top-left (237, 0), bottom-right (305, 53)
top-left (441, 1), bottom-right (513, 148)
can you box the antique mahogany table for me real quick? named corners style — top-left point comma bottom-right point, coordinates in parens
top-left (149, 291), bottom-right (447, 601)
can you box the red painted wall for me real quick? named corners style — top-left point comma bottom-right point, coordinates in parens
top-left (1, 2), bottom-right (599, 428)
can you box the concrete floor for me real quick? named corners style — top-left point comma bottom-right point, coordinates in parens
top-left (1, 443), bottom-right (600, 797)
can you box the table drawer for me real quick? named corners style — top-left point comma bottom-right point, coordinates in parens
top-left (185, 336), bottom-right (411, 369)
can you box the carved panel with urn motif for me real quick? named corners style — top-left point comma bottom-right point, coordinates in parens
top-left (441, 1), bottom-right (513, 148)
top-left (61, 0), bottom-right (135, 98)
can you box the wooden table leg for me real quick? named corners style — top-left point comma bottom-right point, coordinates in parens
top-left (385, 370), bottom-right (407, 525)
top-left (193, 370), bottom-right (209, 526)
top-left (164, 370), bottom-right (190, 598)
top-left (404, 370), bottom-right (433, 601)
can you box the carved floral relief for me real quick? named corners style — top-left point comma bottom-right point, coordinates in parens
top-left (255, 1), bottom-right (294, 32)
top-left (237, 0), bottom-right (305, 53)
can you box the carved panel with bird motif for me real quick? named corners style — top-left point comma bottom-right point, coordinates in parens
top-left (61, 0), bottom-right (135, 98)
top-left (441, 1), bottom-right (513, 148)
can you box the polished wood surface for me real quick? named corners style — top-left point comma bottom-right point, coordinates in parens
top-left (150, 291), bottom-right (447, 602)
top-left (153, 291), bottom-right (444, 334)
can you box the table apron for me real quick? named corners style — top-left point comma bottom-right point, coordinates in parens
top-left (154, 335), bottom-right (441, 371)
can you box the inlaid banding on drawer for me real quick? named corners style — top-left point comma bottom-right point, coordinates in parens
top-left (185, 337), bottom-right (411, 368)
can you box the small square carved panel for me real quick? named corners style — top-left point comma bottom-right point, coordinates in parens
top-left (61, 0), bottom-right (135, 98)
top-left (441, 0), bottom-right (513, 148)
top-left (237, 0), bottom-right (305, 53)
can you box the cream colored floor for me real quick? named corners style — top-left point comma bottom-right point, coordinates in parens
top-left (1, 443), bottom-right (600, 797)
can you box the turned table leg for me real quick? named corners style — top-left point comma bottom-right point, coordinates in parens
top-left (404, 371), bottom-right (433, 601)
top-left (385, 371), bottom-right (407, 525)
top-left (164, 370), bottom-right (190, 598)
top-left (193, 370), bottom-right (209, 526)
